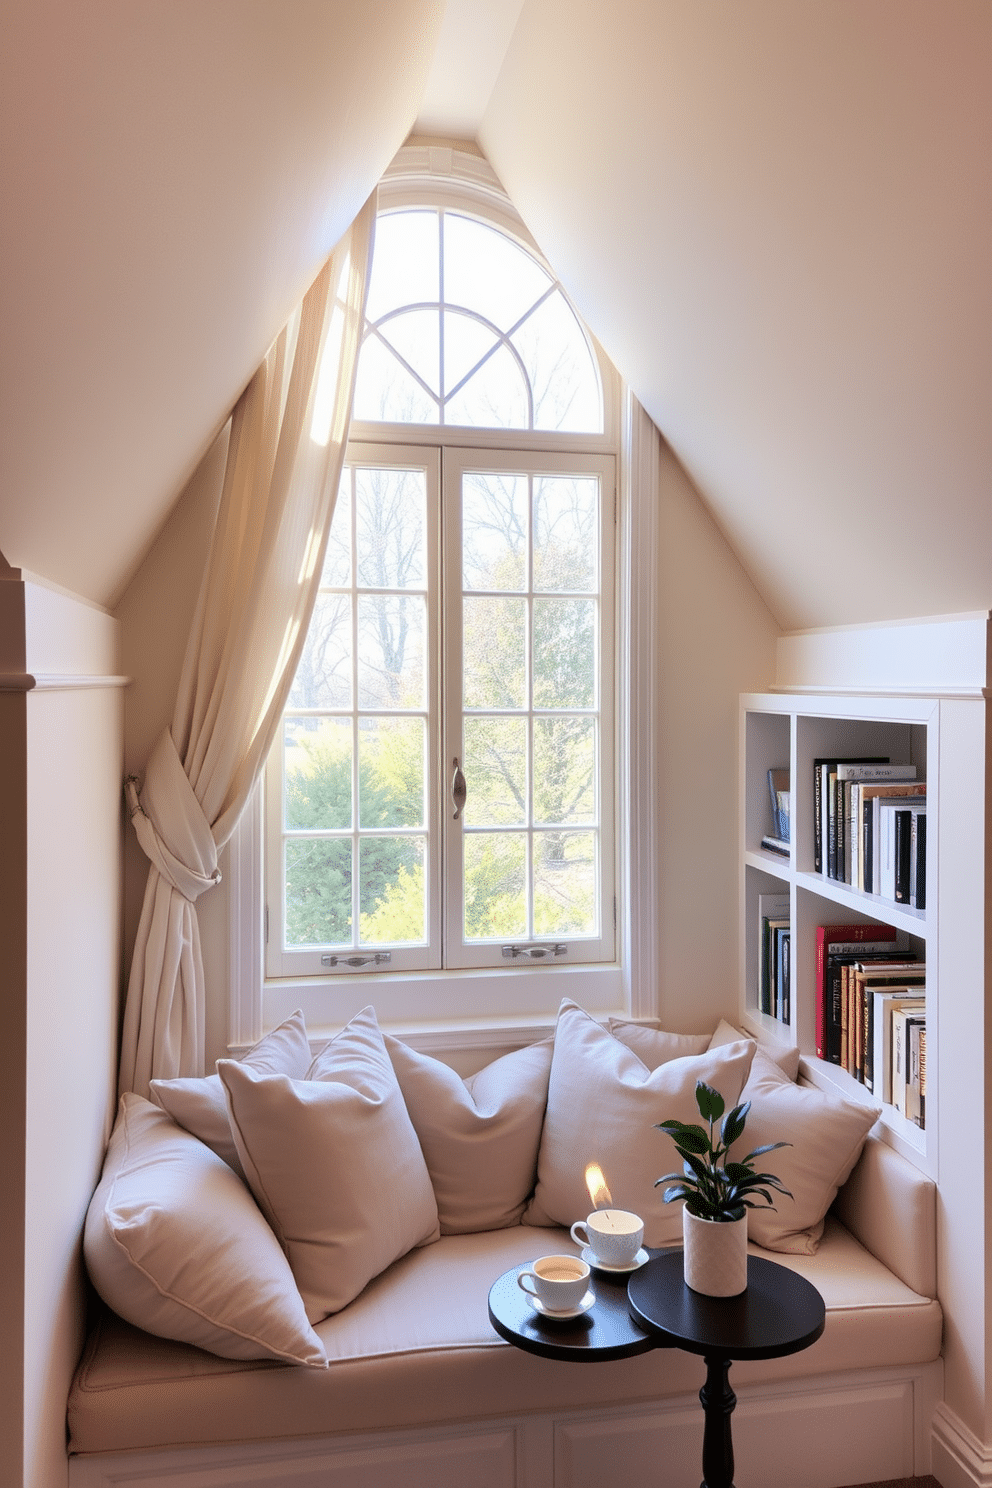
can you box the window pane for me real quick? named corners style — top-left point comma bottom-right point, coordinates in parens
top-left (358, 837), bottom-right (426, 945)
top-left (289, 592), bottom-right (351, 708)
top-left (462, 472), bottom-right (527, 591)
top-left (365, 210), bottom-right (439, 321)
top-left (464, 832), bottom-right (527, 939)
top-left (320, 473), bottom-right (351, 588)
top-left (463, 596), bottom-right (526, 709)
top-left (533, 831), bottom-right (596, 937)
top-left (444, 343), bottom-right (528, 428)
top-left (284, 717), bottom-right (352, 830)
top-left (355, 467), bottom-right (426, 589)
top-left (443, 311), bottom-right (499, 395)
top-left (533, 598), bottom-right (595, 708)
top-left (359, 717), bottom-right (425, 829)
top-left (285, 838), bottom-right (352, 946)
top-left (533, 477), bottom-right (598, 592)
top-left (353, 335), bottom-right (439, 424)
top-left (378, 309), bottom-right (440, 398)
top-left (534, 718), bottom-right (596, 825)
top-left (512, 291), bottom-right (602, 433)
top-left (463, 716), bottom-right (527, 826)
top-left (357, 594), bottom-right (425, 709)
top-left (443, 214), bottom-right (552, 332)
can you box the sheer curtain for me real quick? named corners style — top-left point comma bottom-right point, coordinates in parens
top-left (119, 195), bottom-right (376, 1098)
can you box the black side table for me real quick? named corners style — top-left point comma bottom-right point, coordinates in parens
top-left (488, 1258), bottom-right (658, 1363)
top-left (628, 1251), bottom-right (825, 1488)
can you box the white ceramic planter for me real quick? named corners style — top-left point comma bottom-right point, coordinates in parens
top-left (682, 1208), bottom-right (748, 1297)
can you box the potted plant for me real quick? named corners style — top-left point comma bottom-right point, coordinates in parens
top-left (655, 1080), bottom-right (791, 1297)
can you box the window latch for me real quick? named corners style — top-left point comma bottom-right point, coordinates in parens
top-left (321, 952), bottom-right (392, 969)
top-left (451, 757), bottom-right (467, 819)
top-left (501, 943), bottom-right (567, 960)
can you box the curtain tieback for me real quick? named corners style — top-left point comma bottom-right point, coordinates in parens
top-left (125, 730), bottom-right (221, 902)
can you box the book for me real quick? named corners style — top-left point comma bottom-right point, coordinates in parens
top-left (758, 894), bottom-right (790, 1015)
top-left (760, 834), bottom-right (790, 857)
top-left (835, 764), bottom-right (916, 889)
top-left (814, 758), bottom-right (887, 878)
top-left (815, 922), bottom-right (898, 1063)
top-left (891, 1007), bottom-right (926, 1118)
top-left (907, 1019), bottom-right (927, 1127)
top-left (861, 782), bottom-right (927, 895)
top-left (775, 925), bottom-right (791, 1023)
top-left (873, 991), bottom-right (925, 1102)
top-left (855, 961), bottom-right (925, 1090)
top-left (913, 812), bottom-right (927, 910)
top-left (878, 797), bottom-right (927, 901)
top-left (767, 767), bottom-right (790, 842)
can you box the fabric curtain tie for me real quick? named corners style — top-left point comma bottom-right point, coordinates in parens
top-left (126, 730), bottom-right (221, 902)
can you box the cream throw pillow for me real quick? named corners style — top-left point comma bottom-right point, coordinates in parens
top-left (730, 1048), bottom-right (880, 1254)
top-left (709, 1016), bottom-right (801, 1081)
top-left (150, 1008), bottom-right (312, 1179)
top-left (606, 1020), bottom-right (712, 1067)
top-left (220, 1006), bottom-right (439, 1323)
top-left (384, 1035), bottom-right (553, 1233)
top-left (523, 1001), bottom-right (756, 1246)
top-left (84, 1095), bottom-right (326, 1366)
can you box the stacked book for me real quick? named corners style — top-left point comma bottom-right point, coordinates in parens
top-left (760, 766), bottom-right (791, 857)
top-left (813, 758), bottom-right (926, 908)
top-left (815, 921), bottom-right (925, 1125)
top-left (757, 893), bottom-right (790, 1023)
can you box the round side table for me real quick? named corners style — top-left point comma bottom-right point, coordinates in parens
top-left (627, 1251), bottom-right (825, 1488)
top-left (488, 1259), bottom-right (658, 1364)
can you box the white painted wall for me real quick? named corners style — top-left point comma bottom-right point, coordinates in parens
top-left (0, 572), bottom-right (121, 1488)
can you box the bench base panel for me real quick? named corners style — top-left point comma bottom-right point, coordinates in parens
top-left (68, 1359), bottom-right (942, 1488)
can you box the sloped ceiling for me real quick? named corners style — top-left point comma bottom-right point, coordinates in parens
top-left (0, 0), bottom-right (442, 607)
top-left (2, 0), bottom-right (989, 630)
top-left (480, 0), bottom-right (992, 629)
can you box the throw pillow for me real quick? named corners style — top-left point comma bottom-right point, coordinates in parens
top-left (523, 1000), bottom-right (756, 1246)
top-left (383, 1035), bottom-right (553, 1233)
top-left (709, 1017), bottom-right (801, 1081)
top-left (150, 1008), bottom-right (312, 1179)
top-left (606, 1020), bottom-right (712, 1068)
top-left (729, 1048), bottom-right (880, 1253)
top-left (220, 1005), bottom-right (439, 1323)
top-left (83, 1094), bottom-right (326, 1366)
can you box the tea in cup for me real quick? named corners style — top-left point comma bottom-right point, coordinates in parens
top-left (517, 1254), bottom-right (591, 1312)
top-left (570, 1209), bottom-right (644, 1267)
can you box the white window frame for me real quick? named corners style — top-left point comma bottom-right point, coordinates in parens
top-left (226, 146), bottom-right (661, 1056)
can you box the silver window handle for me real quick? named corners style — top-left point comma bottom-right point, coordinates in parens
top-left (502, 943), bottom-right (568, 960)
top-left (321, 952), bottom-right (392, 968)
top-left (452, 757), bottom-right (467, 819)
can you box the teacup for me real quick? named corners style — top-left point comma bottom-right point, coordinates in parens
top-left (517, 1254), bottom-right (591, 1312)
top-left (570, 1209), bottom-right (644, 1267)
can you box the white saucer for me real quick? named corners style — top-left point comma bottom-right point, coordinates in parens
top-left (526, 1288), bottom-right (596, 1320)
top-left (580, 1245), bottom-right (650, 1274)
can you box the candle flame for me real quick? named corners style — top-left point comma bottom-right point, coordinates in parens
top-left (584, 1162), bottom-right (613, 1210)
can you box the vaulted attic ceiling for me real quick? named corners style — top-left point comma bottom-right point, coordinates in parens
top-left (2, 1), bottom-right (989, 631)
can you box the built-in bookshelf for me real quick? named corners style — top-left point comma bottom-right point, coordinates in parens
top-left (740, 692), bottom-right (937, 1171)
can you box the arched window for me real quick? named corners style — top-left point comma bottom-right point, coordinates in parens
top-left (354, 207), bottom-right (603, 433)
top-left (264, 146), bottom-right (619, 999)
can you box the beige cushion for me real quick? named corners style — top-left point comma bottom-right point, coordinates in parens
top-left (83, 1094), bottom-right (326, 1367)
top-left (605, 1020), bottom-right (712, 1065)
top-left (523, 1000), bottom-right (756, 1245)
top-left (384, 1035), bottom-right (553, 1234)
top-left (150, 1009), bottom-right (312, 1179)
top-left (731, 1048), bottom-right (879, 1254)
top-left (709, 1016), bottom-right (801, 1081)
top-left (219, 1006), bottom-right (439, 1323)
top-left (833, 1133), bottom-right (936, 1297)
top-left (69, 1217), bottom-right (942, 1458)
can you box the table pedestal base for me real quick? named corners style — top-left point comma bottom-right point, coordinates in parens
top-left (699, 1354), bottom-right (736, 1488)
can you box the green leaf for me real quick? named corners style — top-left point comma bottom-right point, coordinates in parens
top-left (694, 1081), bottom-right (725, 1123)
top-left (662, 1124), bottom-right (711, 1156)
top-left (720, 1101), bottom-right (750, 1148)
top-left (660, 1184), bottom-right (692, 1205)
top-left (742, 1141), bottom-right (791, 1160)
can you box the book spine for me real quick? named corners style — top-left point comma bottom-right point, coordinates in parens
top-left (915, 813), bottom-right (927, 911)
top-left (894, 809), bottom-right (912, 904)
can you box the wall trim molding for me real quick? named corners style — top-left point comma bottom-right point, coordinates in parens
top-left (931, 1402), bottom-right (992, 1487)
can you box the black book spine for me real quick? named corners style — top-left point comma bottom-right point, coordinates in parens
top-left (915, 813), bottom-right (927, 911)
top-left (894, 809), bottom-right (912, 903)
top-left (863, 797), bottom-right (873, 896)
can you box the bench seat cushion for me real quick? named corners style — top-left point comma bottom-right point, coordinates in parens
top-left (68, 1220), bottom-right (942, 1459)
